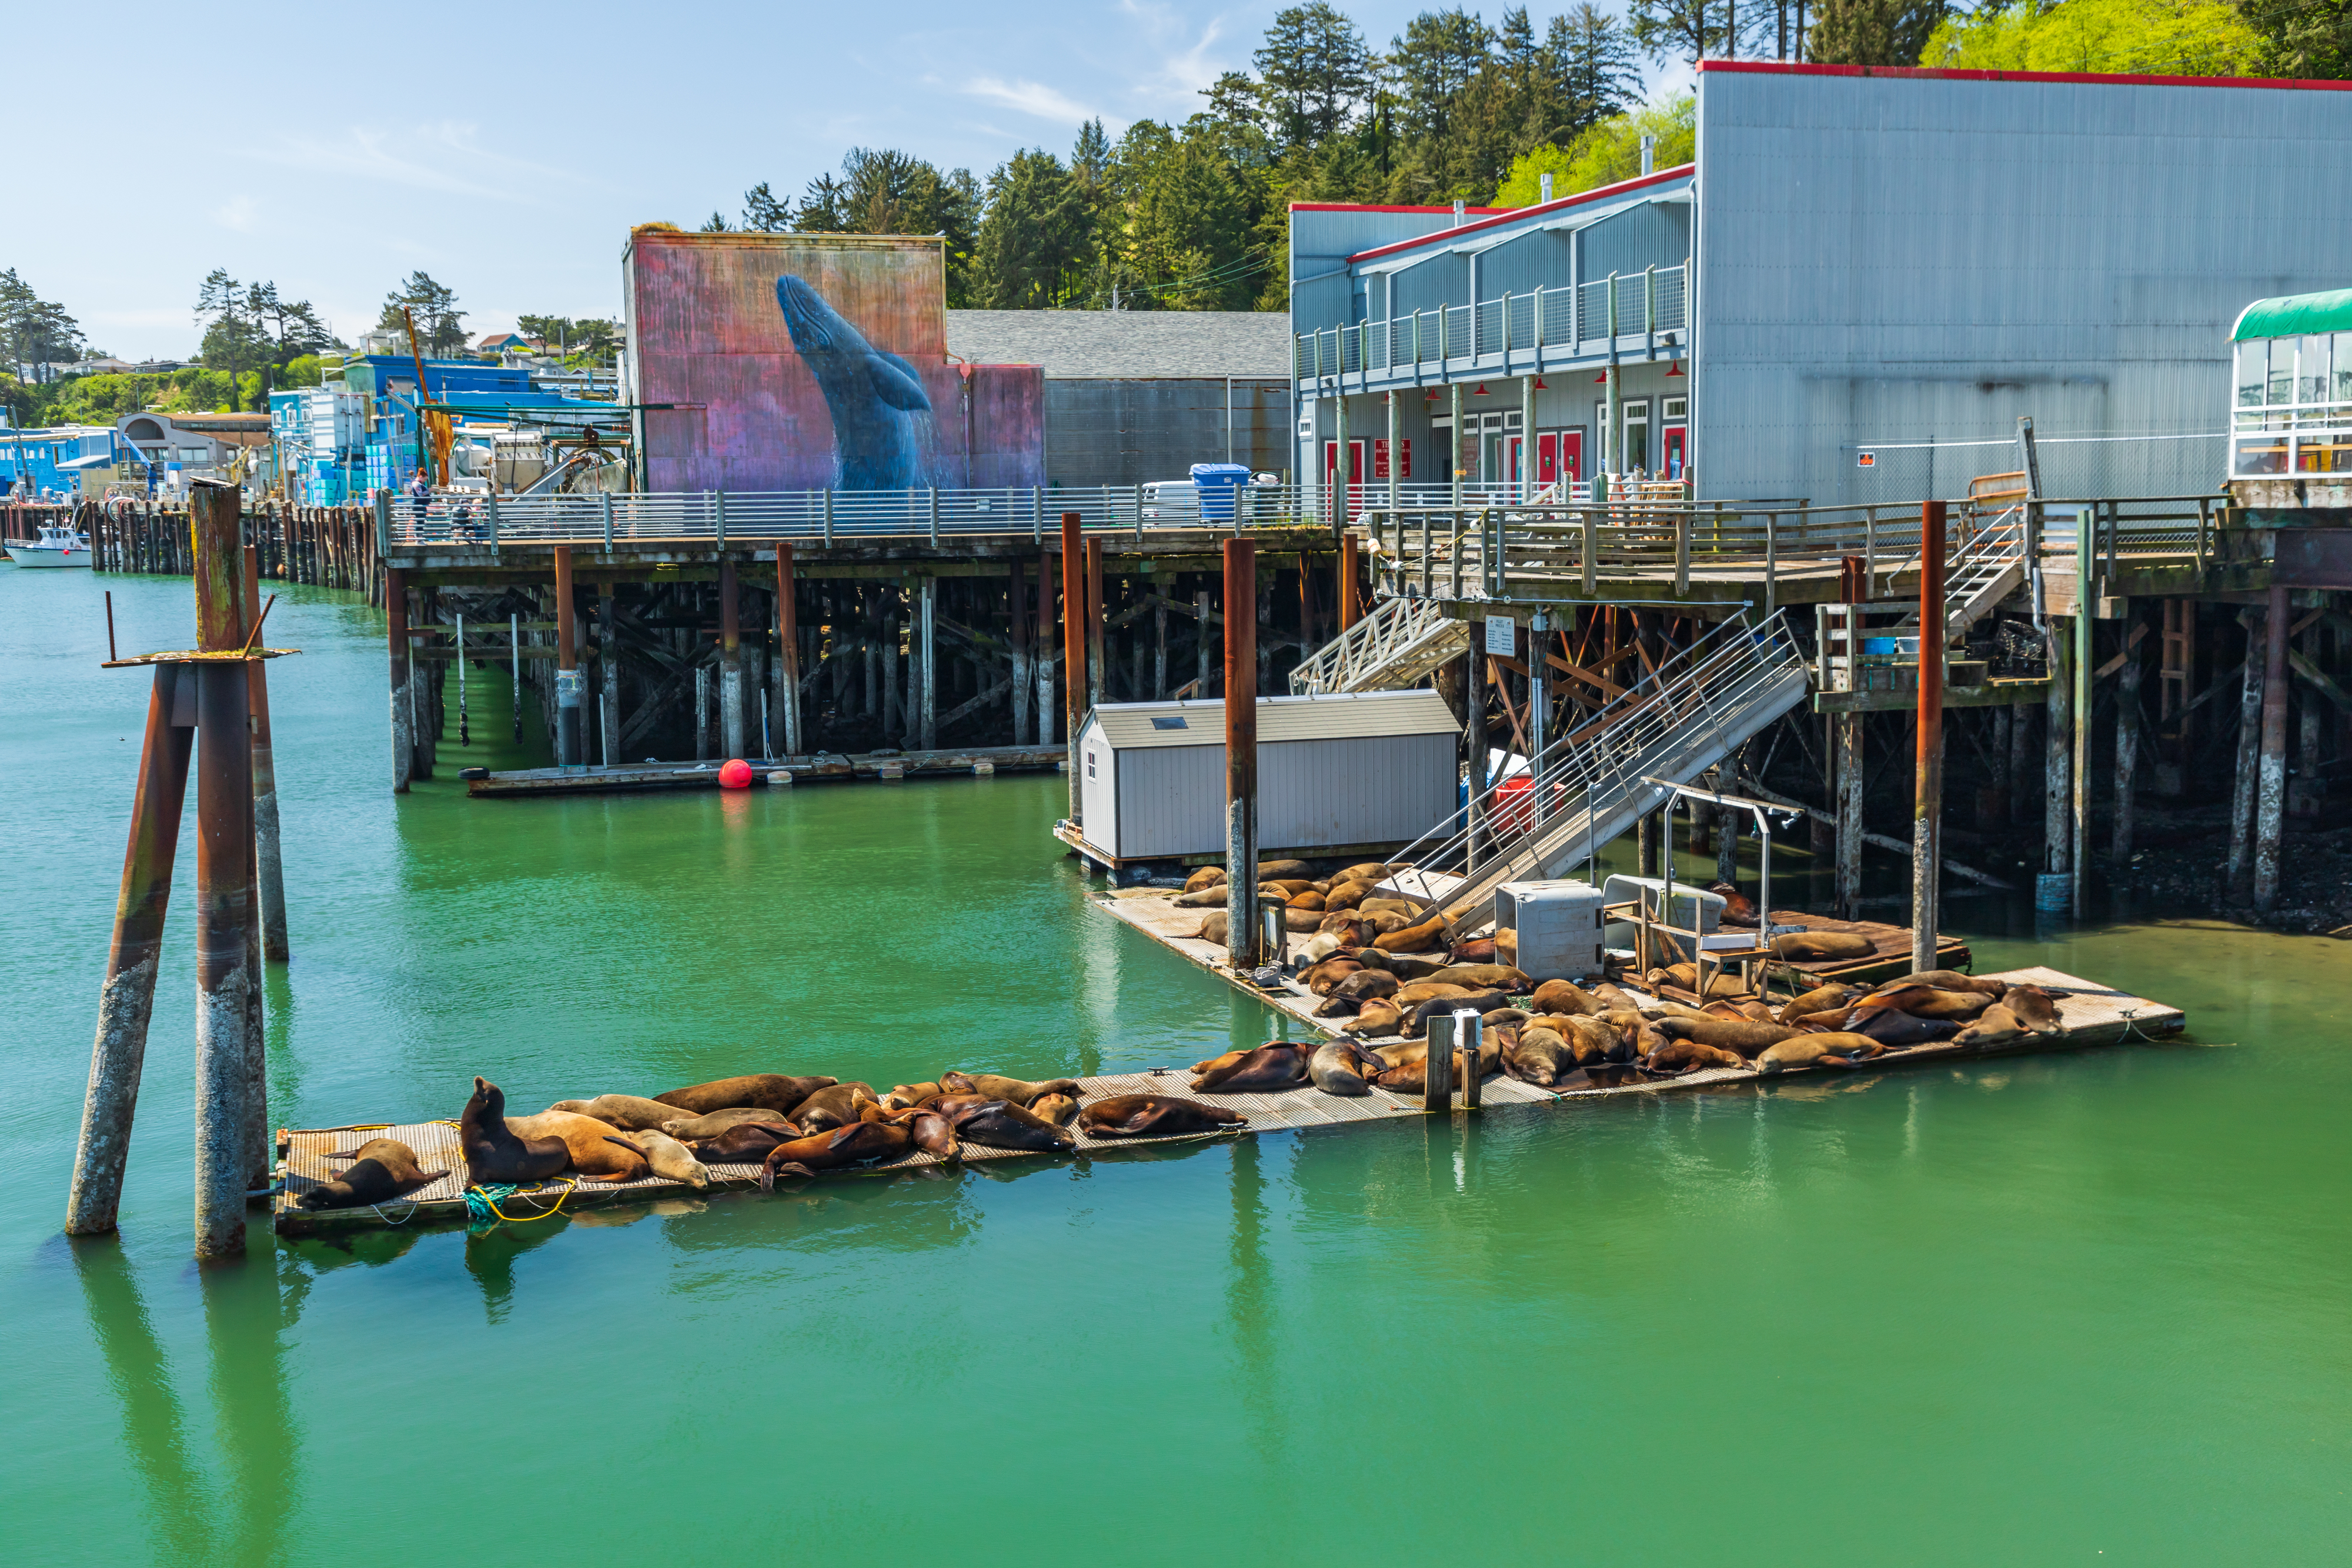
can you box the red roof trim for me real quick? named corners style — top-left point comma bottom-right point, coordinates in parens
top-left (1335, 164), bottom-right (1696, 265)
top-left (1290, 203), bottom-right (1511, 214)
top-left (1698, 59), bottom-right (2352, 92)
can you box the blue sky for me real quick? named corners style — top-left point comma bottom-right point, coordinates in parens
top-left (21, 1), bottom-right (1683, 360)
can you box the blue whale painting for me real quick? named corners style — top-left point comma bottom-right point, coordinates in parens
top-left (774, 275), bottom-right (931, 490)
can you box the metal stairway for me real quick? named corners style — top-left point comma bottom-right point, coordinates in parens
top-left (1384, 613), bottom-right (1813, 924)
top-left (1289, 594), bottom-right (1469, 695)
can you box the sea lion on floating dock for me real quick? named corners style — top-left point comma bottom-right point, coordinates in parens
top-left (1191, 1044), bottom-right (1315, 1092)
top-left (1771, 931), bottom-right (1878, 962)
top-left (608, 1128), bottom-right (710, 1190)
top-left (881, 1082), bottom-right (942, 1111)
top-left (1294, 932), bottom-right (1347, 969)
top-left (1504, 1027), bottom-right (1576, 1085)
top-left (1755, 1032), bottom-right (1886, 1073)
top-left (1643, 1038), bottom-right (1746, 1075)
top-left (758, 1119), bottom-right (916, 1189)
top-left (652, 1074), bottom-right (836, 1118)
top-left (1428, 963), bottom-right (1531, 991)
top-left (1847, 1008), bottom-right (1963, 1047)
top-left (506, 1112), bottom-right (653, 1182)
top-left (1339, 999), bottom-right (1405, 1038)
top-left (681, 1121), bottom-right (803, 1164)
top-left (459, 1078), bottom-right (569, 1185)
top-left (2003, 985), bottom-right (2063, 1033)
top-left (1257, 859), bottom-right (1314, 881)
top-left (1309, 1040), bottom-right (1383, 1095)
top-left (1391, 980), bottom-right (1475, 1008)
top-left (946, 1099), bottom-right (1077, 1152)
top-left (1399, 992), bottom-right (1511, 1038)
top-left (1284, 907), bottom-right (1325, 932)
top-left (1336, 862), bottom-right (1393, 883)
top-left (1843, 984), bottom-right (1992, 1022)
top-left (660, 1106), bottom-right (800, 1139)
top-left (550, 1094), bottom-right (693, 1131)
top-left (1264, 878), bottom-right (1316, 898)
top-left (1192, 912), bottom-right (1230, 945)
top-left (1886, 969), bottom-right (2006, 997)
top-left (1642, 1015), bottom-right (1800, 1058)
top-left (1029, 1092), bottom-right (1080, 1126)
top-left (1304, 958), bottom-right (1364, 995)
top-left (299, 1137), bottom-right (446, 1210)
top-left (1174, 885), bottom-right (1234, 908)
top-left (941, 1072), bottom-right (1081, 1108)
top-left (1080, 1095), bottom-right (1248, 1138)
top-left (1323, 880), bottom-right (1376, 911)
top-left (1708, 881), bottom-right (1760, 926)
top-left (1645, 964), bottom-right (1752, 999)
top-left (791, 1082), bottom-right (880, 1132)
top-left (1777, 984), bottom-right (1859, 1025)
top-left (1184, 866), bottom-right (1227, 893)
top-left (1528, 978), bottom-right (1600, 1016)
top-left (1328, 969), bottom-right (1399, 1004)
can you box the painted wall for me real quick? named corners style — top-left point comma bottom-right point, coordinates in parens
top-left (625, 231), bottom-right (1044, 492)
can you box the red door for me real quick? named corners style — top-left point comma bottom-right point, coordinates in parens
top-left (1324, 439), bottom-right (1367, 517)
top-left (1662, 426), bottom-right (1687, 482)
top-left (1537, 430), bottom-right (1583, 488)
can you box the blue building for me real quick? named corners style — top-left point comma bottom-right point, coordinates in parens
top-left (2, 423), bottom-right (139, 498)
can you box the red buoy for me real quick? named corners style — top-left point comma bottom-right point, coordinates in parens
top-left (719, 758), bottom-right (753, 790)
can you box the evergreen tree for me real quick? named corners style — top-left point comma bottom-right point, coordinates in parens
top-left (973, 150), bottom-right (1096, 308)
top-left (1255, 2), bottom-right (1375, 153)
top-left (2241, 0), bottom-right (2352, 77)
top-left (742, 181), bottom-right (793, 232)
top-left (1807, 0), bottom-right (1948, 63)
top-left (377, 272), bottom-right (467, 356)
top-left (794, 174), bottom-right (847, 232)
top-left (1389, 8), bottom-right (1495, 146)
top-left (0, 268), bottom-right (86, 373)
top-left (1550, 5), bottom-right (1643, 135)
top-left (1633, 0), bottom-right (1765, 62)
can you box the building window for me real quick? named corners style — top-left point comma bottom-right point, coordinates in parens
top-left (1087, 750), bottom-right (1097, 777)
top-left (1663, 397), bottom-right (1687, 420)
top-left (1623, 399), bottom-right (1651, 473)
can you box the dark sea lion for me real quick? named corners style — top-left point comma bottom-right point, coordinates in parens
top-left (882, 1082), bottom-right (943, 1111)
top-left (1347, 947), bottom-right (1393, 971)
top-left (2004, 985), bottom-right (2064, 1033)
top-left (550, 1094), bottom-right (692, 1131)
top-left (941, 1072), bottom-right (1081, 1108)
top-left (775, 274), bottom-right (931, 489)
top-left (1646, 1015), bottom-right (1799, 1058)
top-left (652, 1074), bottom-right (836, 1118)
top-left (758, 1118), bottom-right (916, 1189)
top-left (791, 1082), bottom-right (880, 1132)
top-left (459, 1078), bottom-right (569, 1185)
top-left (1305, 958), bottom-right (1365, 995)
top-left (907, 1109), bottom-right (958, 1159)
top-left (608, 1128), bottom-right (709, 1190)
top-left (1772, 931), bottom-right (1879, 962)
top-left (1428, 963), bottom-right (1531, 991)
top-left (1504, 1027), bottom-right (1576, 1085)
top-left (1191, 1044), bottom-right (1314, 1092)
top-left (683, 1121), bottom-right (804, 1164)
top-left (1755, 1032), bottom-right (1886, 1073)
top-left (505, 1112), bottom-right (653, 1182)
top-left (1777, 984), bottom-right (1859, 1025)
top-left (1080, 1095), bottom-right (1248, 1138)
top-left (1184, 865), bottom-right (1228, 894)
top-left (1482, 1007), bottom-right (1532, 1029)
top-left (660, 1106), bottom-right (801, 1139)
top-left (1339, 999), bottom-right (1405, 1038)
top-left (1028, 1092), bottom-right (1080, 1126)
top-left (299, 1137), bottom-right (446, 1210)
top-left (1708, 881), bottom-right (1760, 925)
top-left (1849, 1008), bottom-right (1963, 1047)
top-left (1375, 913), bottom-right (1451, 954)
top-left (1530, 978), bottom-right (1600, 1016)
top-left (1333, 969), bottom-right (1401, 1004)
top-left (1309, 1039), bottom-right (1383, 1095)
top-left (1399, 991), bottom-right (1511, 1038)
top-left (1318, 914), bottom-right (1377, 944)
top-left (1643, 1038), bottom-right (1746, 1075)
top-left (946, 1099), bottom-right (1077, 1152)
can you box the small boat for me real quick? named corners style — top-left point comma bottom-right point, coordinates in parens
top-left (5, 522), bottom-right (92, 568)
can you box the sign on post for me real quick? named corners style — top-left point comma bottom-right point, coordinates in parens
top-left (1484, 614), bottom-right (1517, 656)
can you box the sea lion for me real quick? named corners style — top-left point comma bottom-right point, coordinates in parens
top-left (505, 1112), bottom-right (653, 1182)
top-left (1257, 859), bottom-right (1313, 881)
top-left (549, 1095), bottom-right (694, 1132)
top-left (1392, 980), bottom-right (1475, 1008)
top-left (1887, 969), bottom-right (2007, 998)
top-left (1369, 1040), bottom-right (1426, 1072)
top-left (299, 1138), bottom-right (446, 1210)
top-left (1339, 999), bottom-right (1405, 1038)
top-left (1755, 1032), bottom-right (1886, 1073)
top-left (1080, 1095), bottom-right (1248, 1138)
top-left (1284, 907), bottom-right (1325, 932)
top-left (1357, 909), bottom-right (1415, 936)
top-left (1323, 880), bottom-right (1376, 911)
top-left (2003, 985), bottom-right (2063, 1033)
top-left (1191, 1044), bottom-right (1314, 1093)
top-left (1776, 984), bottom-right (1859, 1025)
top-left (1643, 1038), bottom-right (1746, 1075)
top-left (881, 1082), bottom-right (943, 1111)
top-left (1347, 947), bottom-right (1393, 971)
top-left (1183, 865), bottom-right (1227, 894)
top-left (1504, 1027), bottom-right (1576, 1085)
top-left (1706, 999), bottom-right (1781, 1022)
top-left (1646, 964), bottom-right (1752, 999)
top-left (941, 1072), bottom-right (1081, 1108)
top-left (652, 1074), bottom-right (837, 1118)
top-left (790, 1082), bottom-right (880, 1132)
top-left (1529, 978), bottom-right (1600, 1017)
top-left (1359, 897), bottom-right (1419, 917)
top-left (1264, 878), bottom-right (1317, 897)
top-left (1028, 1092), bottom-right (1080, 1126)
top-left (1294, 932), bottom-right (1347, 969)
top-left (1377, 914), bottom-right (1452, 954)
top-left (609, 1128), bottom-right (710, 1190)
top-left (681, 1120), bottom-right (803, 1164)
top-left (1560, 1015), bottom-right (1621, 1065)
top-left (1372, 1035), bottom-right (1497, 1095)
top-left (1847, 1008), bottom-right (1963, 1047)
top-left (1399, 991), bottom-right (1511, 1038)
top-left (1644, 1015), bottom-right (1799, 1058)
top-left (1174, 885), bottom-right (1234, 908)
top-left (1309, 1040), bottom-right (1382, 1095)
top-left (1708, 881), bottom-right (1760, 926)
top-left (459, 1078), bottom-right (569, 1185)
top-left (904, 1108), bottom-right (958, 1159)
top-left (1317, 913), bottom-right (1377, 943)
top-left (1428, 963), bottom-right (1531, 991)
top-left (1772, 931), bottom-right (1878, 962)
top-left (758, 1118), bottom-right (916, 1189)
top-left (1951, 1005), bottom-right (2027, 1049)
top-left (1332, 969), bottom-right (1402, 1003)
top-left (1843, 985), bottom-right (1991, 1022)
top-left (1304, 958), bottom-right (1365, 995)
top-left (946, 1099), bottom-right (1077, 1152)
top-left (1192, 912), bottom-right (1230, 945)
top-left (1482, 1007), bottom-right (1532, 1029)
top-left (1494, 928), bottom-right (1516, 967)
top-left (1335, 862), bottom-right (1392, 883)
top-left (660, 1106), bottom-right (801, 1140)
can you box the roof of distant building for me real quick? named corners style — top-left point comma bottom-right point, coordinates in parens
top-left (944, 310), bottom-right (1292, 380)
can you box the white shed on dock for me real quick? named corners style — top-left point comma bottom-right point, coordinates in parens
top-left (1074, 691), bottom-right (1459, 862)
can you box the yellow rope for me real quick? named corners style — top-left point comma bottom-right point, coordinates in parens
top-left (469, 1178), bottom-right (579, 1222)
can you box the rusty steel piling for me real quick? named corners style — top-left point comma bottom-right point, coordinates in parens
top-left (1911, 500), bottom-right (1945, 974)
top-left (242, 546), bottom-right (289, 964)
top-left (1224, 536), bottom-right (1259, 969)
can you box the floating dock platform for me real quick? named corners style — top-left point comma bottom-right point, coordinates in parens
top-left (463, 745), bottom-right (1067, 797)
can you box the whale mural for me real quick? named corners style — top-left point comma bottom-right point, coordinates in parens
top-left (624, 230), bottom-right (1044, 494)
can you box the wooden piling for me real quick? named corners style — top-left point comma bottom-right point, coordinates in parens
top-left (1061, 515), bottom-right (1085, 822)
top-left (2254, 584), bottom-right (2290, 910)
top-left (918, 576), bottom-right (937, 751)
top-left (2227, 610), bottom-right (2264, 892)
top-left (64, 664), bottom-right (195, 1235)
top-left (600, 584), bottom-right (621, 765)
top-left (553, 544), bottom-right (582, 766)
top-left (241, 546), bottom-right (288, 964)
top-left (1009, 558), bottom-right (1031, 746)
top-left (1340, 531), bottom-right (1361, 630)
top-left (2044, 624), bottom-right (2072, 883)
top-left (191, 483), bottom-right (256, 1259)
top-left (1912, 500), bottom-right (1946, 971)
top-left (1224, 537), bottom-right (1259, 968)
top-left (1424, 1011), bottom-right (1455, 1113)
top-left (2114, 618), bottom-right (2143, 860)
top-left (1085, 538), bottom-right (1105, 710)
top-left (387, 566), bottom-right (412, 793)
top-left (1035, 547), bottom-right (1055, 747)
top-left (719, 557), bottom-right (743, 759)
top-left (2070, 510), bottom-right (2091, 918)
top-left (777, 544), bottom-right (802, 756)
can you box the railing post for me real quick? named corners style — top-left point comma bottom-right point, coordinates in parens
top-left (1764, 513), bottom-right (1778, 621)
top-left (928, 485), bottom-right (940, 546)
top-left (1674, 507), bottom-right (1689, 596)
top-left (824, 486), bottom-right (834, 545)
top-left (485, 491), bottom-right (500, 553)
top-left (1580, 507), bottom-right (1595, 596)
top-left (601, 490), bottom-right (613, 550)
top-left (716, 489), bottom-right (727, 549)
top-left (1033, 484), bottom-right (1043, 544)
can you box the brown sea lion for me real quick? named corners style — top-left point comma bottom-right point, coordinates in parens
top-left (1028, 1092), bottom-right (1080, 1126)
top-left (1174, 885), bottom-right (1234, 908)
top-left (1445, 932), bottom-right (1499, 964)
top-left (1646, 964), bottom-right (1752, 999)
top-left (660, 1106), bottom-right (801, 1140)
top-left (1772, 931), bottom-right (1878, 962)
top-left (506, 1112), bottom-right (653, 1182)
top-left (1755, 1032), bottom-right (1886, 1073)
top-left (1643, 1038), bottom-right (1746, 1075)
top-left (941, 1072), bottom-right (1081, 1108)
top-left (1560, 1015), bottom-right (1622, 1065)
top-left (1284, 907), bottom-right (1325, 932)
top-left (1340, 999), bottom-right (1405, 1038)
top-left (906, 1108), bottom-right (958, 1159)
top-left (652, 1074), bottom-right (837, 1118)
top-left (1355, 909), bottom-right (1415, 936)
top-left (946, 1099), bottom-right (1077, 1152)
top-left (1191, 1044), bottom-right (1315, 1093)
top-left (1708, 881), bottom-right (1760, 926)
top-left (1359, 897), bottom-right (1419, 916)
top-left (1369, 1039), bottom-right (1426, 1071)
top-left (1304, 958), bottom-right (1365, 995)
top-left (1844, 985), bottom-right (1991, 1022)
top-left (299, 1138), bottom-right (446, 1210)
top-left (1331, 969), bottom-right (1402, 1003)
top-left (1504, 1027), bottom-right (1577, 1085)
top-left (1847, 1008), bottom-right (1963, 1047)
top-left (1887, 969), bottom-right (2006, 997)
top-left (1776, 984), bottom-right (1859, 1025)
top-left (1951, 1005), bottom-right (2027, 1049)
top-left (1494, 928), bottom-right (1516, 967)
top-left (2004, 985), bottom-right (2064, 1033)
top-left (1317, 914), bottom-right (1377, 944)
top-left (1645, 1015), bottom-right (1799, 1058)
top-left (1372, 1035), bottom-right (1498, 1095)
top-left (1081, 1095), bottom-right (1248, 1138)
top-left (1375, 914), bottom-right (1451, 954)
top-left (1309, 1040), bottom-right (1383, 1095)
top-left (1482, 1007), bottom-right (1532, 1029)
top-left (758, 1119), bottom-right (916, 1189)
top-left (549, 1094), bottom-right (693, 1131)
top-left (1391, 980), bottom-right (1475, 1008)
top-left (459, 1078), bottom-right (569, 1185)
top-left (1322, 881), bottom-right (1377, 911)
top-left (1192, 912), bottom-right (1230, 945)
top-left (881, 1082), bottom-right (943, 1111)
top-left (1399, 991), bottom-right (1511, 1038)
top-left (790, 1082), bottom-right (880, 1132)
top-left (1264, 878), bottom-right (1316, 897)
top-left (1529, 978), bottom-right (1599, 1016)
top-left (1336, 862), bottom-right (1393, 883)
top-left (1184, 865), bottom-right (1228, 893)
top-left (1428, 963), bottom-right (1531, 991)
top-left (1257, 859), bottom-right (1314, 880)
top-left (681, 1120), bottom-right (803, 1164)
top-left (608, 1128), bottom-right (710, 1190)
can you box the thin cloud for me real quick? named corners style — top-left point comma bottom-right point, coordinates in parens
top-left (212, 195), bottom-right (258, 232)
top-left (1114, 3), bottom-right (1229, 112)
top-left (963, 76), bottom-right (1103, 128)
top-left (242, 122), bottom-right (586, 202)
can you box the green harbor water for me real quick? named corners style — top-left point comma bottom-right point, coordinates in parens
top-left (4, 569), bottom-right (2348, 1564)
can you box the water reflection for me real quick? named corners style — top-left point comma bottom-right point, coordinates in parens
top-left (199, 1251), bottom-right (299, 1568)
top-left (1224, 1137), bottom-right (1284, 1468)
top-left (68, 1239), bottom-right (213, 1565)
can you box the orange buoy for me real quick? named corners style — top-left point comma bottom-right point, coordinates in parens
top-left (719, 758), bottom-right (753, 789)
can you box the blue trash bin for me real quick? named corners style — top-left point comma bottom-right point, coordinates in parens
top-left (1190, 463), bottom-right (1251, 521)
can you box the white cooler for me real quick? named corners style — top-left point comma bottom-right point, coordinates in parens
top-left (1493, 879), bottom-right (1608, 982)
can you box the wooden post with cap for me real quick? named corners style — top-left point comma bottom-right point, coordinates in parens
top-left (1224, 536), bottom-right (1259, 968)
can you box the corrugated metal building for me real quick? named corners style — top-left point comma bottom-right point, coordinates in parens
top-left (1075, 690), bottom-right (1459, 861)
top-left (945, 311), bottom-right (1292, 487)
top-left (1291, 64), bottom-right (2352, 506)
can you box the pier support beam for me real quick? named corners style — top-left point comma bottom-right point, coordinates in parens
top-left (1035, 549), bottom-right (1055, 747)
top-left (2113, 621), bottom-right (2141, 860)
top-left (65, 664), bottom-right (193, 1235)
top-left (387, 567), bottom-right (412, 793)
top-left (1085, 538), bottom-right (1105, 710)
top-left (918, 576), bottom-right (937, 751)
top-left (1010, 559), bottom-right (1031, 746)
top-left (777, 544), bottom-right (801, 757)
top-left (2044, 623), bottom-right (2072, 887)
top-left (719, 558), bottom-right (743, 760)
top-left (553, 544), bottom-right (582, 767)
top-left (191, 482), bottom-right (255, 1259)
top-left (599, 585), bottom-right (620, 767)
top-left (2227, 609), bottom-right (2264, 893)
top-left (1224, 537), bottom-right (1259, 969)
top-left (1061, 515), bottom-right (1084, 823)
top-left (2254, 583), bottom-right (2290, 910)
top-left (242, 546), bottom-right (288, 964)
top-left (1340, 533), bottom-right (1361, 630)
top-left (1912, 500), bottom-right (1946, 972)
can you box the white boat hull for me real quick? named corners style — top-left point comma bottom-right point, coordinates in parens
top-left (5, 543), bottom-right (91, 568)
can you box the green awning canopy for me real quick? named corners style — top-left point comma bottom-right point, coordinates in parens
top-left (2231, 290), bottom-right (2352, 342)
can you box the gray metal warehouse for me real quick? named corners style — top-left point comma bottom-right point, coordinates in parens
top-left (1289, 62), bottom-right (2352, 508)
top-left (945, 310), bottom-right (1292, 488)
